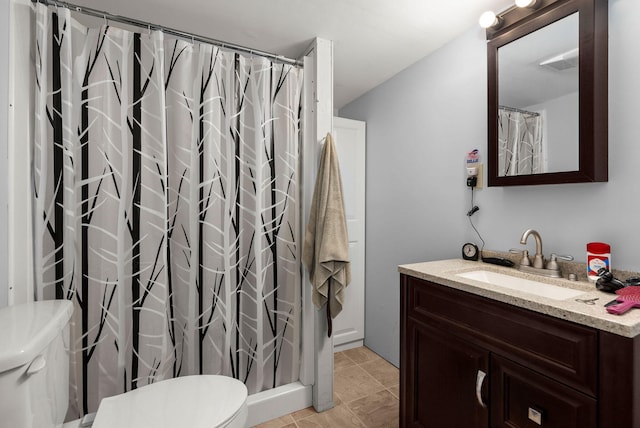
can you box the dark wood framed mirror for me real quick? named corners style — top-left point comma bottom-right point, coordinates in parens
top-left (487, 0), bottom-right (608, 186)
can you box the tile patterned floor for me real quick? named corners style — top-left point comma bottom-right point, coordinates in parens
top-left (253, 346), bottom-right (399, 428)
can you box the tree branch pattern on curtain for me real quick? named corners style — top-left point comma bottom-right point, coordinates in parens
top-left (33, 4), bottom-right (303, 417)
top-left (497, 108), bottom-right (543, 176)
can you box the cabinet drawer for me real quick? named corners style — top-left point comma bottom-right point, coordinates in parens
top-left (404, 275), bottom-right (597, 396)
top-left (491, 355), bottom-right (596, 428)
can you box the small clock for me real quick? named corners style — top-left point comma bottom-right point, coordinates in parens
top-left (462, 242), bottom-right (479, 261)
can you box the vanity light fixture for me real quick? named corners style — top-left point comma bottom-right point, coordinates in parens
top-left (515, 0), bottom-right (538, 7)
top-left (480, 0), bottom-right (541, 30)
top-left (479, 10), bottom-right (502, 29)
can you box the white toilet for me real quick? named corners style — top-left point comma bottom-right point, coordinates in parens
top-left (0, 300), bottom-right (248, 428)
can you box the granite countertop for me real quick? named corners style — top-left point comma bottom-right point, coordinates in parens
top-left (398, 259), bottom-right (640, 338)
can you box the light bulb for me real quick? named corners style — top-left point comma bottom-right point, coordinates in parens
top-left (515, 0), bottom-right (537, 7)
top-left (479, 11), bottom-right (499, 28)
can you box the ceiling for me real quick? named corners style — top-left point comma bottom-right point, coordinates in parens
top-left (499, 12), bottom-right (578, 107)
top-left (70, 0), bottom-right (515, 109)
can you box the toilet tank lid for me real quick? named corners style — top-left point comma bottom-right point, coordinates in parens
top-left (0, 300), bottom-right (73, 373)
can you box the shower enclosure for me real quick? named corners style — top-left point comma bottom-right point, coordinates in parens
top-left (497, 106), bottom-right (543, 176)
top-left (26, 2), bottom-right (328, 424)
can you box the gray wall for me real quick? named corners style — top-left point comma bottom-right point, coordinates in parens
top-left (339, 0), bottom-right (638, 367)
top-left (529, 92), bottom-right (579, 172)
top-left (0, 0), bottom-right (9, 308)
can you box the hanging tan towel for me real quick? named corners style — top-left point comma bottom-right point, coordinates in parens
top-left (302, 133), bottom-right (351, 338)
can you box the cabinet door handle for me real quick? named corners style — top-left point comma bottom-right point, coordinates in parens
top-left (475, 369), bottom-right (487, 408)
top-left (528, 407), bottom-right (543, 425)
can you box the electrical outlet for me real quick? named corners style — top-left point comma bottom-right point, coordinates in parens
top-left (466, 164), bottom-right (483, 188)
top-left (475, 164), bottom-right (483, 189)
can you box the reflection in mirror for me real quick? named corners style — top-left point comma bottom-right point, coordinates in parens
top-left (497, 13), bottom-right (579, 176)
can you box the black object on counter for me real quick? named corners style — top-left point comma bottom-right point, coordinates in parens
top-left (596, 268), bottom-right (640, 293)
top-left (481, 257), bottom-right (515, 267)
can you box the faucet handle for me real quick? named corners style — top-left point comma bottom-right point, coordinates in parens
top-left (510, 248), bottom-right (531, 266)
top-left (546, 253), bottom-right (574, 271)
top-left (513, 248), bottom-right (541, 267)
top-left (551, 253), bottom-right (574, 261)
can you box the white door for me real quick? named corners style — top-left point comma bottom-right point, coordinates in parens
top-left (332, 117), bottom-right (366, 351)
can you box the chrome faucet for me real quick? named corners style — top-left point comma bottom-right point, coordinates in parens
top-left (520, 229), bottom-right (544, 268)
top-left (512, 229), bottom-right (574, 278)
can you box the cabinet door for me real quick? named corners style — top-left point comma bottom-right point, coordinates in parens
top-left (490, 355), bottom-right (596, 428)
top-left (402, 319), bottom-right (489, 427)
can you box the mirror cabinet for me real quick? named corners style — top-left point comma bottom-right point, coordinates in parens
top-left (486, 0), bottom-right (608, 186)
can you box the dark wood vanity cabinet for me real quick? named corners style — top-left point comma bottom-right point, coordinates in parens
top-left (400, 274), bottom-right (640, 428)
top-left (408, 320), bottom-right (489, 427)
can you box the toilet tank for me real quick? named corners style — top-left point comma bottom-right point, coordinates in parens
top-left (0, 300), bottom-right (73, 428)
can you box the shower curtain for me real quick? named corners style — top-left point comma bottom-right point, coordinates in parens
top-left (33, 4), bottom-right (303, 417)
top-left (497, 107), bottom-right (543, 176)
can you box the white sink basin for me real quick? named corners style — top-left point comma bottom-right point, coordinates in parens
top-left (456, 270), bottom-right (584, 300)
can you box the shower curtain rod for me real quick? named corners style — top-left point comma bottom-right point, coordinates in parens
top-left (33, 0), bottom-right (304, 67)
top-left (499, 105), bottom-right (540, 117)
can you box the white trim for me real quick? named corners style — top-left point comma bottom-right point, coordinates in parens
top-left (0, 0), bottom-right (10, 308)
top-left (302, 37), bottom-right (335, 413)
top-left (333, 339), bottom-right (364, 353)
top-left (246, 382), bottom-right (313, 427)
top-left (8, 0), bottom-right (35, 305)
top-left (300, 54), bottom-right (316, 387)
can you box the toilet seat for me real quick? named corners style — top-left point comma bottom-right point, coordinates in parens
top-left (91, 375), bottom-right (248, 428)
